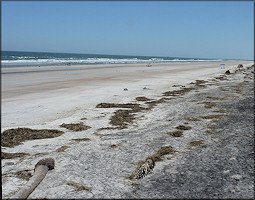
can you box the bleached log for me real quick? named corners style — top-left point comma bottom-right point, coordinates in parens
top-left (10, 158), bottom-right (55, 199)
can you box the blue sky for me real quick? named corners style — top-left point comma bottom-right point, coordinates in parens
top-left (1, 1), bottom-right (254, 59)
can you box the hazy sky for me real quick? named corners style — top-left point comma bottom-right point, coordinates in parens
top-left (1, 1), bottom-right (254, 59)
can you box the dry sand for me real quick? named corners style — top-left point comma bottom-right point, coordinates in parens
top-left (1, 60), bottom-right (254, 198)
top-left (1, 61), bottom-right (251, 128)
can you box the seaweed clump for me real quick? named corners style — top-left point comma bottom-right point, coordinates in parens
top-left (2, 128), bottom-right (64, 147)
top-left (96, 103), bottom-right (145, 129)
top-left (202, 102), bottom-right (217, 109)
top-left (72, 137), bottom-right (91, 142)
top-left (60, 123), bottom-right (91, 131)
top-left (163, 87), bottom-right (194, 97)
top-left (151, 146), bottom-right (176, 162)
top-left (135, 96), bottom-right (152, 101)
top-left (175, 125), bottom-right (192, 130)
top-left (56, 145), bottom-right (70, 152)
top-left (200, 115), bottom-right (224, 119)
top-left (195, 80), bottom-right (208, 87)
top-left (15, 169), bottom-right (33, 181)
top-left (145, 98), bottom-right (169, 110)
top-left (167, 130), bottom-right (183, 137)
top-left (189, 140), bottom-right (204, 146)
top-left (96, 103), bottom-right (141, 110)
top-left (1, 151), bottom-right (29, 159)
top-left (67, 182), bottom-right (92, 192)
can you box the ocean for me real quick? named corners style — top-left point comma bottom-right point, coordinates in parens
top-left (1, 51), bottom-right (222, 68)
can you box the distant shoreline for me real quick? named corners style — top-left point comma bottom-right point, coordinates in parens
top-left (1, 60), bottom-right (250, 75)
top-left (1, 50), bottom-right (228, 68)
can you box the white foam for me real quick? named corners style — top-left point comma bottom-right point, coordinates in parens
top-left (1, 57), bottom-right (223, 67)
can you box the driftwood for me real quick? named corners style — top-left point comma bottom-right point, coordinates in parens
top-left (10, 158), bottom-right (55, 199)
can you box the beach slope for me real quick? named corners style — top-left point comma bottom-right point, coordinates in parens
top-left (2, 61), bottom-right (254, 198)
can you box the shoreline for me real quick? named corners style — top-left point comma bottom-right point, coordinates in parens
top-left (1, 61), bottom-right (254, 198)
top-left (1, 60), bottom-right (251, 73)
top-left (2, 60), bottom-right (253, 129)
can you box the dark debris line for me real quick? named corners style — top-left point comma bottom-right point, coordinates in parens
top-left (132, 67), bottom-right (254, 199)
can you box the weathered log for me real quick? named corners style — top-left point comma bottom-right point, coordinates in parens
top-left (10, 158), bottom-right (55, 199)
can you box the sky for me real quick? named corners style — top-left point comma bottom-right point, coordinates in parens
top-left (1, 1), bottom-right (254, 60)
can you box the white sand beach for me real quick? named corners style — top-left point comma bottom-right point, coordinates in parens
top-left (1, 61), bottom-right (252, 128)
top-left (1, 60), bottom-right (254, 198)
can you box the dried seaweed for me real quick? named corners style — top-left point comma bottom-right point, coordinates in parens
top-left (110, 109), bottom-right (135, 129)
top-left (167, 130), bottom-right (183, 137)
top-left (56, 145), bottom-right (69, 152)
top-left (175, 125), bottom-right (192, 130)
top-left (215, 76), bottom-right (227, 80)
top-left (201, 102), bottom-right (217, 109)
top-left (185, 117), bottom-right (201, 121)
top-left (135, 96), bottom-right (152, 101)
top-left (200, 115), bottom-right (224, 119)
top-left (60, 123), bottom-right (91, 131)
top-left (2, 128), bottom-right (64, 147)
top-left (163, 87), bottom-right (194, 96)
top-left (72, 138), bottom-right (90, 142)
top-left (96, 103), bottom-right (141, 110)
top-left (96, 103), bottom-right (145, 129)
top-left (15, 169), bottom-right (32, 181)
top-left (189, 140), bottom-right (204, 146)
top-left (1, 151), bottom-right (29, 159)
top-left (67, 182), bottom-right (92, 192)
top-left (145, 98), bottom-right (169, 109)
top-left (151, 146), bottom-right (176, 162)
top-left (213, 109), bottom-right (226, 113)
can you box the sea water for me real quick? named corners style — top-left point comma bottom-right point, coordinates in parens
top-left (1, 51), bottom-right (221, 68)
